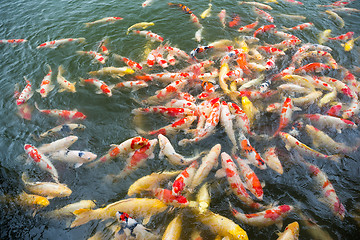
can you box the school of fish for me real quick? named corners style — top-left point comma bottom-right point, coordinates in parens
top-left (2, 0), bottom-right (360, 239)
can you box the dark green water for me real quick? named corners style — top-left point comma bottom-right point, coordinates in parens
top-left (1, 0), bottom-right (360, 239)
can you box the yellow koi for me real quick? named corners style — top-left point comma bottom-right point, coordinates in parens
top-left (343, 36), bottom-right (360, 51)
top-left (318, 29), bottom-right (332, 44)
top-left (126, 22), bottom-right (155, 34)
top-left (162, 214), bottom-right (182, 240)
top-left (200, 3), bottom-right (212, 19)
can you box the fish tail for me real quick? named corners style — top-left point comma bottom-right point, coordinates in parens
top-left (70, 208), bottom-right (99, 228)
top-left (76, 51), bottom-right (85, 55)
top-left (78, 38), bottom-right (86, 43)
top-left (328, 154), bottom-right (341, 163)
top-left (34, 102), bottom-right (41, 112)
top-left (84, 23), bottom-right (91, 28)
top-left (58, 65), bottom-right (65, 75)
top-left (78, 77), bottom-right (85, 86)
top-left (46, 64), bottom-right (51, 72)
top-left (21, 172), bottom-right (30, 184)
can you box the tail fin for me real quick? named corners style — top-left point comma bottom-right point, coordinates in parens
top-left (58, 65), bottom-right (65, 75)
top-left (34, 102), bottom-right (41, 112)
top-left (78, 77), bottom-right (85, 86)
top-left (78, 38), bottom-right (86, 43)
top-left (70, 208), bottom-right (98, 228)
top-left (84, 23), bottom-right (91, 28)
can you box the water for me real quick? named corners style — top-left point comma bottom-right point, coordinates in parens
top-left (1, 0), bottom-right (360, 239)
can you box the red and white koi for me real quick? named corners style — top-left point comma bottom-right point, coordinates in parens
top-left (144, 79), bottom-right (188, 104)
top-left (230, 204), bottom-right (294, 227)
top-left (229, 14), bottom-right (241, 28)
top-left (164, 44), bottom-right (190, 60)
top-left (172, 160), bottom-right (198, 195)
top-left (57, 65), bottom-right (76, 93)
top-left (254, 7), bottom-right (274, 23)
top-left (189, 144), bottom-right (221, 192)
top-left (326, 103), bottom-right (343, 117)
top-left (24, 144), bottom-right (59, 183)
top-left (97, 37), bottom-right (109, 55)
top-left (319, 76), bottom-right (356, 98)
top-left (258, 46), bottom-right (285, 56)
top-left (132, 106), bottom-right (195, 118)
top-left (342, 97), bottom-right (360, 119)
top-left (253, 24), bottom-right (276, 37)
top-left (76, 51), bottom-right (107, 64)
top-left (197, 81), bottom-right (217, 100)
top-left (317, 0), bottom-right (354, 8)
top-left (37, 136), bottom-right (78, 154)
top-left (37, 65), bottom-right (54, 98)
top-left (36, 38), bottom-right (85, 49)
top-left (294, 62), bottom-right (330, 74)
top-left (238, 132), bottom-right (267, 169)
top-left (265, 55), bottom-right (278, 71)
top-left (270, 38), bottom-right (302, 49)
top-left (302, 113), bottom-right (357, 132)
top-left (79, 78), bottom-right (113, 97)
top-left (220, 152), bottom-right (263, 209)
top-left (93, 136), bottom-right (149, 165)
top-left (328, 31), bottom-right (354, 41)
top-left (282, 0), bottom-right (303, 5)
top-left (218, 9), bottom-right (227, 28)
top-left (153, 188), bottom-right (189, 207)
top-left (190, 13), bottom-right (203, 29)
top-left (0, 39), bottom-right (27, 44)
top-left (283, 22), bottom-right (313, 31)
top-left (154, 48), bottom-right (169, 68)
top-left (110, 139), bottom-right (158, 181)
top-left (179, 98), bottom-right (220, 145)
top-left (142, 0), bottom-right (154, 7)
top-left (158, 134), bottom-right (202, 165)
top-left (132, 30), bottom-right (164, 42)
top-left (16, 77), bottom-right (33, 106)
top-left (233, 155), bottom-right (263, 200)
top-left (35, 103), bottom-right (86, 120)
top-left (165, 99), bottom-right (197, 110)
top-left (144, 115), bottom-right (197, 136)
top-left (273, 97), bottom-right (295, 136)
top-left (279, 132), bottom-right (340, 162)
top-left (263, 147), bottom-right (283, 174)
top-left (238, 20), bottom-right (259, 33)
top-left (302, 160), bottom-right (345, 220)
top-left (273, 31), bottom-right (299, 40)
top-left (84, 17), bottom-right (123, 27)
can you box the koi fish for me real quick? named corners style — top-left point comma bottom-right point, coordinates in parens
top-left (189, 144), bottom-right (221, 192)
top-left (108, 139), bottom-right (158, 181)
top-left (24, 144), bottom-right (59, 183)
top-left (343, 36), bottom-right (360, 52)
top-left (132, 106), bottom-right (194, 118)
top-left (153, 188), bottom-right (189, 207)
top-left (172, 160), bottom-right (198, 196)
top-left (238, 20), bottom-right (259, 33)
top-left (238, 132), bottom-right (266, 169)
top-left (1, 191), bottom-right (49, 209)
top-left (158, 134), bottom-right (203, 165)
top-left (37, 136), bottom-right (78, 154)
top-left (143, 115), bottom-right (197, 136)
top-left (258, 46), bottom-right (285, 56)
top-left (273, 98), bottom-right (295, 136)
top-left (200, 3), bottom-right (212, 19)
top-left (229, 102), bottom-right (253, 136)
top-left (142, 0), bottom-right (154, 7)
top-left (88, 66), bottom-right (135, 78)
top-left (239, 1), bottom-right (273, 10)
top-left (302, 113), bottom-right (357, 132)
top-left (80, 78), bottom-right (113, 97)
top-left (229, 14), bottom-right (241, 28)
top-left (270, 38), bottom-right (302, 49)
top-left (115, 211), bottom-right (158, 240)
top-left (196, 209), bottom-right (249, 240)
top-left (144, 79), bottom-right (188, 105)
top-left (168, 2), bottom-right (193, 14)
top-left (97, 37), bottom-right (109, 55)
top-left (21, 173), bottom-right (71, 199)
top-left (127, 170), bottom-right (181, 196)
top-left (76, 51), bottom-right (107, 64)
top-left (328, 31), bottom-right (354, 41)
top-left (279, 132), bottom-right (340, 162)
top-left (49, 150), bottom-right (97, 168)
top-left (220, 152), bottom-right (263, 209)
top-left (230, 203), bottom-right (294, 227)
top-left (36, 38), bottom-right (85, 49)
top-left (114, 54), bottom-right (143, 70)
top-left (36, 123), bottom-right (85, 139)
top-left (195, 183), bottom-right (211, 213)
top-left (294, 62), bottom-right (330, 74)
top-left (92, 136), bottom-right (149, 165)
top-left (283, 22), bottom-right (313, 31)
top-left (233, 155), bottom-right (264, 200)
top-left (277, 222), bottom-right (300, 240)
top-left (305, 124), bottom-right (360, 154)
top-left (302, 160), bottom-right (345, 220)
top-left (0, 39), bottom-right (27, 44)
top-left (16, 77), bottom-right (33, 105)
top-left (43, 200), bottom-right (96, 218)
top-left (254, 7), bottom-right (274, 22)
top-left (126, 22), bottom-right (154, 34)
top-left (324, 10), bottom-right (345, 28)
top-left (263, 147), bottom-right (283, 174)
top-left (35, 103), bottom-right (86, 120)
top-left (163, 215), bottom-right (182, 240)
top-left (190, 45), bottom-right (214, 59)
top-left (218, 9), bottom-right (227, 28)
top-left (70, 198), bottom-right (168, 228)
top-left (37, 65), bottom-right (54, 98)
top-left (132, 30), bottom-right (164, 42)
top-left (57, 65), bottom-right (76, 93)
top-left (84, 17), bottom-right (123, 27)
top-left (319, 76), bottom-right (355, 98)
top-left (253, 24), bottom-right (276, 37)
top-left (220, 101), bottom-right (237, 150)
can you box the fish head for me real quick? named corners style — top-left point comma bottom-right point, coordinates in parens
top-left (34, 196), bottom-right (50, 208)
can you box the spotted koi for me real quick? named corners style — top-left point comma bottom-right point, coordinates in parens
top-left (0, 39), bottom-right (27, 44)
top-left (34, 103), bottom-right (86, 120)
top-left (263, 147), bottom-right (283, 174)
top-left (37, 65), bottom-right (54, 98)
top-left (283, 22), bottom-right (313, 31)
top-left (238, 20), bottom-right (259, 33)
top-left (132, 30), bottom-right (164, 42)
top-left (254, 7), bottom-right (274, 22)
top-left (57, 65), bottom-right (76, 93)
top-left (36, 38), bottom-right (85, 49)
top-left (253, 24), bottom-right (276, 38)
top-left (77, 50), bottom-right (107, 64)
top-left (16, 77), bottom-right (33, 106)
top-left (132, 106), bottom-right (194, 118)
top-left (238, 132), bottom-right (266, 169)
top-left (273, 98), bottom-right (294, 136)
top-left (114, 54), bottom-right (142, 70)
top-left (328, 31), bottom-right (354, 41)
top-left (172, 160), bottom-right (198, 196)
top-left (144, 79), bottom-right (188, 105)
top-left (79, 78), bottom-right (113, 97)
top-left (146, 115), bottom-right (197, 136)
top-left (84, 17), bottom-right (123, 27)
